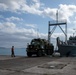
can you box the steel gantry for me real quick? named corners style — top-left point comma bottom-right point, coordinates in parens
top-left (48, 10), bottom-right (67, 43)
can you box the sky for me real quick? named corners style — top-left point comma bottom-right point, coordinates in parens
top-left (0, 0), bottom-right (76, 48)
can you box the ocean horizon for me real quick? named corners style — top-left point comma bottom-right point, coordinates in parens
top-left (0, 48), bottom-right (27, 56)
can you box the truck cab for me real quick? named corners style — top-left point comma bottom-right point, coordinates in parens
top-left (26, 38), bottom-right (54, 57)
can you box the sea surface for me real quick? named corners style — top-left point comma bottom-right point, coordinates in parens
top-left (0, 48), bottom-right (27, 56)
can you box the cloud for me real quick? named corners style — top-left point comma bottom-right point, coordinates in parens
top-left (21, 0), bottom-right (43, 15)
top-left (0, 3), bottom-right (8, 11)
top-left (42, 8), bottom-right (57, 20)
top-left (1, 0), bottom-right (76, 47)
top-left (0, 0), bottom-right (76, 23)
top-left (0, 21), bottom-right (48, 47)
top-left (0, 0), bottom-right (43, 15)
top-left (71, 17), bottom-right (76, 26)
top-left (6, 16), bottom-right (23, 22)
top-left (0, 15), bottom-right (23, 23)
top-left (58, 4), bottom-right (76, 22)
top-left (0, 15), bottom-right (4, 18)
top-left (0, 0), bottom-right (26, 12)
top-left (42, 4), bottom-right (76, 23)
top-left (0, 21), bottom-right (73, 48)
top-left (25, 24), bottom-right (37, 28)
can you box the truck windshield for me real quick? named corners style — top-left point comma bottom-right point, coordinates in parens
top-left (31, 41), bottom-right (40, 45)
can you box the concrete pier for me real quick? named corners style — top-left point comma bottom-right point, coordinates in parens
top-left (0, 55), bottom-right (76, 75)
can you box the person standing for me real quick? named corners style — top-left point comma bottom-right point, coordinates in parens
top-left (11, 46), bottom-right (15, 57)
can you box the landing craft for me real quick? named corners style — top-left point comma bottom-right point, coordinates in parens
top-left (57, 36), bottom-right (76, 57)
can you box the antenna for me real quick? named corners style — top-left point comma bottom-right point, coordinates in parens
top-left (37, 28), bottom-right (39, 38)
top-left (56, 10), bottom-right (58, 23)
top-left (73, 28), bottom-right (76, 37)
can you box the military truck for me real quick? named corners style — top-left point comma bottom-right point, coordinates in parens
top-left (26, 38), bottom-right (54, 57)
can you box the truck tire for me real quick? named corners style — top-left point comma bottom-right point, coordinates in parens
top-left (37, 50), bottom-right (42, 57)
top-left (27, 52), bottom-right (32, 57)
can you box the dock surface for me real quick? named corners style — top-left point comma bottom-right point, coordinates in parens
top-left (0, 55), bottom-right (76, 75)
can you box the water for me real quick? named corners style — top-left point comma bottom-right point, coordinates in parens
top-left (0, 48), bottom-right (27, 56)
